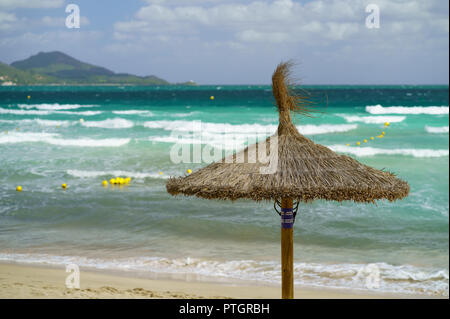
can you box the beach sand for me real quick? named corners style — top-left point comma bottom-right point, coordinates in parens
top-left (0, 262), bottom-right (430, 299)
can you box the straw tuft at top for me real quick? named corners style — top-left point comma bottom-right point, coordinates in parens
top-left (272, 61), bottom-right (312, 117)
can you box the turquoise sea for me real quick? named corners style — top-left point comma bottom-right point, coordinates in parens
top-left (0, 85), bottom-right (448, 296)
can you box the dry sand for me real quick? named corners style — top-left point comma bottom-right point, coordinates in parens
top-left (0, 262), bottom-right (427, 299)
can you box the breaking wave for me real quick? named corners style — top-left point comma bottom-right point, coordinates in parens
top-left (0, 132), bottom-right (130, 147)
top-left (338, 115), bottom-right (406, 124)
top-left (366, 105), bottom-right (449, 115)
top-left (112, 110), bottom-right (153, 116)
top-left (425, 126), bottom-right (449, 134)
top-left (329, 145), bottom-right (449, 158)
top-left (17, 103), bottom-right (98, 110)
top-left (0, 107), bottom-right (101, 116)
top-left (81, 118), bottom-right (134, 129)
top-left (144, 120), bottom-right (357, 135)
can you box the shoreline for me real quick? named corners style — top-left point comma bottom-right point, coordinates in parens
top-left (0, 262), bottom-right (437, 299)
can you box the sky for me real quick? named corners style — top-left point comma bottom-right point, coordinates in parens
top-left (0, 0), bottom-right (448, 84)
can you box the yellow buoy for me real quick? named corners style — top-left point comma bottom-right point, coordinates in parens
top-left (377, 135), bottom-right (383, 138)
top-left (27, 95), bottom-right (31, 99)
top-left (187, 169), bottom-right (192, 174)
top-left (363, 139), bottom-right (368, 143)
top-left (370, 137), bottom-right (374, 140)
top-left (16, 186), bottom-right (22, 192)
top-left (125, 177), bottom-right (131, 183)
top-left (345, 144), bottom-right (350, 146)
top-left (62, 183), bottom-right (67, 189)
top-left (102, 180), bottom-right (108, 187)
top-left (381, 131), bottom-right (385, 135)
top-left (356, 141), bottom-right (361, 146)
top-left (159, 171), bottom-right (163, 175)
top-left (110, 178), bottom-right (116, 184)
top-left (384, 122), bottom-right (390, 127)
top-left (210, 96), bottom-right (214, 100)
top-left (119, 178), bottom-right (125, 184)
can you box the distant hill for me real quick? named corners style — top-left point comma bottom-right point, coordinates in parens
top-left (11, 51), bottom-right (115, 79)
top-left (0, 61), bottom-right (55, 85)
top-left (1, 51), bottom-right (191, 86)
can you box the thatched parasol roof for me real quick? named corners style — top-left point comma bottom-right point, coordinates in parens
top-left (166, 62), bottom-right (409, 203)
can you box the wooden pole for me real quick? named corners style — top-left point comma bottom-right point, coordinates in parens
top-left (281, 197), bottom-right (294, 299)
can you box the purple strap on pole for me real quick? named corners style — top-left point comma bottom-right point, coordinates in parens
top-left (281, 207), bottom-right (294, 229)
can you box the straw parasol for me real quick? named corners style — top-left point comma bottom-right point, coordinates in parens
top-left (166, 62), bottom-right (409, 299)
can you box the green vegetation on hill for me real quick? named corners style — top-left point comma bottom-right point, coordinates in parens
top-left (1, 51), bottom-right (189, 86)
top-left (0, 62), bottom-right (55, 85)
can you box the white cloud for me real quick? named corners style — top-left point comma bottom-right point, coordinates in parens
top-left (0, 0), bottom-right (63, 9)
top-left (0, 10), bottom-right (16, 30)
top-left (41, 15), bottom-right (90, 27)
top-left (114, 0), bottom-right (448, 46)
top-left (114, 0), bottom-right (323, 43)
top-left (237, 30), bottom-right (290, 43)
top-left (324, 22), bottom-right (359, 40)
top-left (0, 30), bottom-right (103, 52)
top-left (144, 0), bottom-right (226, 5)
top-left (105, 0), bottom-right (449, 84)
top-left (0, 0), bottom-right (65, 31)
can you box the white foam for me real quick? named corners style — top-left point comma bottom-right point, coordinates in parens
top-left (144, 120), bottom-right (276, 134)
top-left (329, 145), bottom-right (449, 158)
top-left (0, 108), bottom-right (50, 115)
top-left (366, 105), bottom-right (449, 115)
top-left (148, 133), bottom-right (263, 150)
top-left (148, 125), bottom-right (357, 150)
top-left (0, 107), bottom-right (101, 116)
top-left (149, 136), bottom-right (199, 144)
top-left (0, 131), bottom-right (129, 147)
top-left (0, 119), bottom-right (73, 127)
top-left (60, 110), bottom-right (102, 116)
top-left (338, 114), bottom-right (406, 124)
top-left (425, 126), bottom-right (449, 134)
top-left (168, 111), bottom-right (201, 118)
top-left (18, 103), bottom-right (97, 110)
top-left (299, 124), bottom-right (358, 135)
top-left (147, 122), bottom-right (357, 150)
top-left (67, 169), bottom-right (168, 179)
top-left (0, 253), bottom-right (447, 296)
top-left (144, 120), bottom-right (357, 135)
top-left (112, 110), bottom-right (153, 116)
top-left (81, 118), bottom-right (134, 129)
top-left (49, 138), bottom-right (130, 147)
top-left (34, 119), bottom-right (72, 127)
top-left (0, 132), bottom-right (59, 144)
